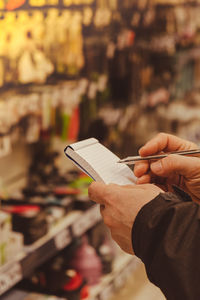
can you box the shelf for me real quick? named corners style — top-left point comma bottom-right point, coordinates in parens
top-left (1, 254), bottom-right (141, 300)
top-left (1, 289), bottom-right (65, 300)
top-left (89, 255), bottom-right (141, 300)
top-left (154, 0), bottom-right (199, 7)
top-left (0, 205), bottom-right (102, 297)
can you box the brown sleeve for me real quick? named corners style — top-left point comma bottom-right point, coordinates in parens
top-left (132, 190), bottom-right (200, 300)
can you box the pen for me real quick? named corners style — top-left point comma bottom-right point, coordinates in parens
top-left (118, 149), bottom-right (200, 165)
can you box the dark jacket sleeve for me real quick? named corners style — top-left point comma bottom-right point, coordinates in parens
top-left (132, 187), bottom-right (200, 300)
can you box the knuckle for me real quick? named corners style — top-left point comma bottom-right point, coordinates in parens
top-left (158, 132), bottom-right (167, 139)
top-left (160, 159), bottom-right (167, 170)
top-left (134, 163), bottom-right (140, 169)
top-left (134, 165), bottom-right (142, 176)
top-left (162, 155), bottom-right (175, 171)
top-left (165, 155), bottom-right (175, 166)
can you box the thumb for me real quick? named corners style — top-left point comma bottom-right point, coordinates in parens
top-left (150, 154), bottom-right (200, 178)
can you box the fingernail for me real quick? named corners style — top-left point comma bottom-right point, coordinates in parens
top-left (151, 161), bottom-right (162, 173)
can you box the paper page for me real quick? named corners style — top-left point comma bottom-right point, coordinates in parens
top-left (65, 146), bottom-right (103, 182)
top-left (70, 138), bottom-right (98, 151)
top-left (76, 142), bottom-right (136, 185)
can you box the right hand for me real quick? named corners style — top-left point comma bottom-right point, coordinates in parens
top-left (134, 133), bottom-right (200, 203)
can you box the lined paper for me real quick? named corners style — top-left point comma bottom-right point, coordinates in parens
top-left (70, 138), bottom-right (98, 151)
top-left (75, 142), bottom-right (136, 185)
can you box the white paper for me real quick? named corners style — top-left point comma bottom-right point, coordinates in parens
top-left (65, 139), bottom-right (136, 185)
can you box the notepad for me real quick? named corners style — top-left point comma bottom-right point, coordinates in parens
top-left (64, 138), bottom-right (136, 185)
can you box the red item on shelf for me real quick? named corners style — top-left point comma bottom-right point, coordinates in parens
top-left (6, 0), bottom-right (26, 10)
top-left (81, 285), bottom-right (90, 299)
top-left (63, 272), bottom-right (83, 291)
top-left (129, 31), bottom-right (136, 45)
top-left (54, 186), bottom-right (81, 196)
top-left (79, 173), bottom-right (89, 178)
top-left (2, 205), bottom-right (40, 214)
top-left (68, 107), bottom-right (80, 142)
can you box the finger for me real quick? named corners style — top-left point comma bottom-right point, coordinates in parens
top-left (137, 174), bottom-right (151, 184)
top-left (139, 133), bottom-right (197, 157)
top-left (134, 162), bottom-right (149, 177)
top-left (150, 154), bottom-right (200, 178)
top-left (88, 182), bottom-right (107, 205)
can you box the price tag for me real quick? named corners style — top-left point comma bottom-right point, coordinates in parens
top-left (0, 262), bottom-right (22, 295)
top-left (100, 284), bottom-right (114, 300)
top-left (72, 206), bottom-right (101, 237)
top-left (54, 228), bottom-right (72, 250)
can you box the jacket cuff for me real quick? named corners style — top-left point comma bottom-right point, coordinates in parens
top-left (132, 189), bottom-right (190, 256)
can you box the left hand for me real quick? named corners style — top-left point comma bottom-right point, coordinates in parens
top-left (88, 182), bottom-right (163, 254)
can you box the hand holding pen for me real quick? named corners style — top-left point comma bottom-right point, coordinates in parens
top-left (131, 133), bottom-right (200, 203)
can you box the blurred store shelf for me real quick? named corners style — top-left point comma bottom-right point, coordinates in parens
top-left (1, 254), bottom-right (141, 300)
top-left (1, 289), bottom-right (65, 300)
top-left (109, 262), bottom-right (166, 300)
top-left (0, 205), bottom-right (101, 297)
top-left (89, 254), bottom-right (140, 300)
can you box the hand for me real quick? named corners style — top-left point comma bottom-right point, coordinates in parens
top-left (134, 132), bottom-right (200, 202)
top-left (88, 182), bottom-right (162, 255)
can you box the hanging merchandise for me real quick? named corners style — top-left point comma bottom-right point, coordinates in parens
top-left (63, 0), bottom-right (95, 6)
top-left (66, 12), bottom-right (85, 75)
top-left (0, 0), bottom-right (200, 154)
top-left (29, 0), bottom-right (46, 7)
top-left (68, 106), bottom-right (80, 142)
top-left (18, 33), bottom-right (54, 84)
top-left (0, 0), bottom-right (4, 9)
top-left (82, 6), bottom-right (93, 26)
top-left (94, 7), bottom-right (112, 28)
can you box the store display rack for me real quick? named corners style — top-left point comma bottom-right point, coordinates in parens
top-left (0, 205), bottom-right (102, 297)
top-left (90, 254), bottom-right (140, 300)
top-left (1, 254), bottom-right (141, 300)
top-left (155, 0), bottom-right (199, 6)
top-left (1, 289), bottom-right (65, 300)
